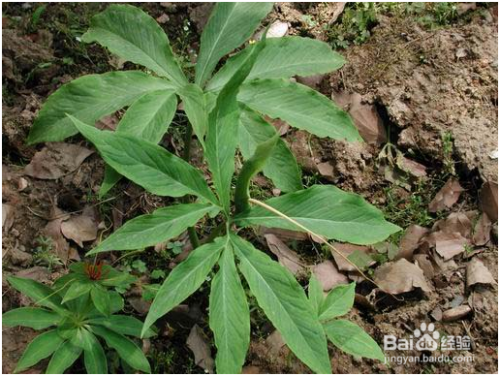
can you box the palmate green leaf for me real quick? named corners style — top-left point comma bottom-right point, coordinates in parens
top-left (323, 319), bottom-right (385, 362)
top-left (92, 325), bottom-right (151, 373)
top-left (61, 280), bottom-right (92, 303)
top-left (319, 282), bottom-right (355, 321)
top-left (308, 274), bottom-right (325, 317)
top-left (2, 307), bottom-right (62, 330)
top-left (91, 286), bottom-right (111, 316)
top-left (46, 341), bottom-right (82, 374)
top-left (235, 185), bottom-right (401, 245)
top-left (142, 237), bottom-right (225, 336)
top-left (89, 315), bottom-right (155, 338)
top-left (230, 233), bottom-right (331, 374)
top-left (209, 243), bottom-right (250, 374)
top-left (207, 36), bottom-right (346, 92)
top-left (239, 78), bottom-right (362, 141)
top-left (14, 330), bottom-right (64, 373)
top-left (234, 132), bottom-right (279, 213)
top-left (7, 277), bottom-right (66, 315)
top-left (195, 2), bottom-right (273, 86)
top-left (178, 84), bottom-right (209, 144)
top-left (205, 36), bottom-right (265, 213)
top-left (27, 71), bottom-right (173, 144)
top-left (82, 4), bottom-right (187, 86)
top-left (239, 107), bottom-right (302, 193)
top-left (88, 203), bottom-right (215, 255)
top-left (83, 331), bottom-right (108, 374)
top-left (99, 89), bottom-right (178, 196)
top-left (69, 117), bottom-right (219, 206)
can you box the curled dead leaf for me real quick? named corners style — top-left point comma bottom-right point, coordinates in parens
top-left (428, 178), bottom-right (464, 212)
top-left (479, 181), bottom-right (498, 221)
top-left (466, 257), bottom-right (496, 287)
top-left (374, 258), bottom-right (433, 295)
top-left (473, 213), bottom-right (492, 246)
top-left (187, 325), bottom-right (214, 373)
top-left (264, 234), bottom-right (306, 277)
top-left (396, 225), bottom-right (429, 261)
top-left (311, 260), bottom-right (348, 292)
top-left (60, 208), bottom-right (97, 248)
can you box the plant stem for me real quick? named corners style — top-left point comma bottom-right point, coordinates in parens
top-left (182, 123), bottom-right (201, 249)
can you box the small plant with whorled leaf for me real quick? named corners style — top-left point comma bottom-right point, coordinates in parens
top-left (25, 3), bottom-right (400, 373)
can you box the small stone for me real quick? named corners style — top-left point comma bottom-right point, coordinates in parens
top-left (442, 305), bottom-right (472, 322)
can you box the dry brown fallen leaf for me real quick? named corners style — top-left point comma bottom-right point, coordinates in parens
top-left (41, 206), bottom-right (71, 263)
top-left (374, 258), bottom-right (433, 295)
top-left (433, 231), bottom-right (468, 260)
top-left (433, 212), bottom-right (472, 239)
top-left (413, 254), bottom-right (435, 279)
top-left (24, 142), bottom-right (93, 180)
top-left (60, 207), bottom-right (98, 248)
top-left (396, 155), bottom-right (427, 178)
top-left (479, 181), bottom-right (498, 221)
top-left (264, 234), bottom-right (306, 277)
top-left (466, 257), bottom-right (497, 287)
top-left (473, 213), bottom-right (492, 246)
top-left (186, 325), bottom-right (214, 374)
top-left (428, 178), bottom-right (464, 212)
top-left (311, 260), bottom-right (348, 292)
top-left (396, 224), bottom-right (429, 260)
top-left (327, 2), bottom-right (347, 24)
top-left (258, 227), bottom-right (308, 242)
top-left (2, 203), bottom-right (15, 231)
top-left (330, 243), bottom-right (375, 272)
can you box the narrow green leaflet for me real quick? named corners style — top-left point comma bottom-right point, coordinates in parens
top-left (14, 330), bottom-right (63, 373)
top-left (209, 243), bottom-right (250, 374)
top-left (62, 281), bottom-right (92, 303)
top-left (89, 315), bottom-right (155, 338)
top-left (319, 282), bottom-right (355, 321)
top-left (142, 237), bottom-right (225, 336)
top-left (308, 274), bottom-right (325, 317)
top-left (92, 325), bottom-right (151, 373)
top-left (88, 203), bottom-right (215, 255)
top-left (230, 234), bottom-right (331, 374)
top-left (7, 276), bottom-right (65, 314)
top-left (239, 78), bottom-right (361, 141)
top-left (235, 185), bottom-right (401, 245)
top-left (2, 307), bottom-right (61, 330)
top-left (83, 332), bottom-right (108, 374)
top-left (82, 4), bottom-right (187, 86)
top-left (235, 132), bottom-right (279, 213)
top-left (70, 117), bottom-right (219, 206)
top-left (27, 71), bottom-right (173, 144)
top-left (195, 2), bottom-right (273, 86)
top-left (205, 37), bottom-right (265, 213)
top-left (207, 37), bottom-right (346, 92)
top-left (70, 328), bottom-right (95, 352)
top-left (178, 84), bottom-right (209, 143)
top-left (239, 107), bottom-right (302, 193)
top-left (46, 341), bottom-right (82, 374)
top-left (324, 319), bottom-right (385, 361)
top-left (91, 286), bottom-right (111, 316)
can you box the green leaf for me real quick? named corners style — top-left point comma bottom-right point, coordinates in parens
top-left (319, 282), bottom-right (355, 321)
top-left (234, 131), bottom-right (279, 213)
top-left (323, 319), bottom-right (385, 361)
top-left (142, 237), bottom-right (225, 337)
top-left (27, 71), bottom-right (173, 144)
top-left (62, 281), bottom-right (92, 303)
top-left (230, 234), bottom-right (331, 374)
top-left (205, 37), bottom-right (265, 213)
top-left (69, 116), bottom-right (219, 206)
top-left (207, 36), bottom-right (345, 92)
top-left (195, 2), bottom-right (273, 86)
top-left (69, 327), bottom-right (95, 352)
top-left (88, 203), bottom-right (215, 255)
top-left (178, 84), bottom-right (209, 143)
top-left (92, 325), bottom-right (151, 373)
top-left (239, 78), bottom-right (362, 141)
top-left (46, 341), bottom-right (83, 374)
top-left (83, 332), bottom-right (108, 374)
top-left (7, 276), bottom-right (65, 314)
top-left (91, 286), bottom-right (111, 316)
top-left (308, 274), bottom-right (325, 317)
top-left (209, 244), bottom-right (250, 373)
top-left (89, 315), bottom-right (155, 338)
top-left (82, 4), bottom-right (186, 86)
top-left (2, 308), bottom-right (61, 330)
top-left (14, 330), bottom-right (64, 373)
top-left (239, 107), bottom-right (302, 193)
top-left (235, 185), bottom-right (401, 245)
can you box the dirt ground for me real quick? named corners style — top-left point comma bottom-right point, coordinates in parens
top-left (2, 2), bottom-right (498, 374)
